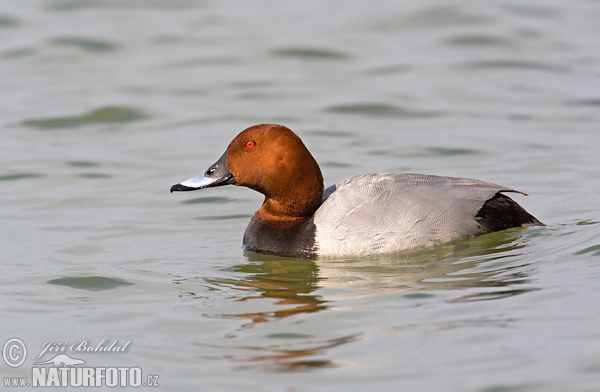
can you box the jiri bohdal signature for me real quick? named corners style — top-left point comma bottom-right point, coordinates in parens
top-left (32, 338), bottom-right (131, 360)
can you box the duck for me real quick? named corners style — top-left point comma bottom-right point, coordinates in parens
top-left (171, 124), bottom-right (543, 258)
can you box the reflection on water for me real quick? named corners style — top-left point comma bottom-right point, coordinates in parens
top-left (228, 334), bottom-right (357, 372)
top-left (177, 229), bottom-right (539, 369)
top-left (206, 253), bottom-right (326, 323)
top-left (316, 229), bottom-right (537, 296)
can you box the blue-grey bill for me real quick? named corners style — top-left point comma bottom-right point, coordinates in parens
top-left (171, 175), bottom-right (223, 192)
top-left (170, 150), bottom-right (234, 192)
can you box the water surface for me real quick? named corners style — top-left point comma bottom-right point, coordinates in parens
top-left (2, 1), bottom-right (600, 391)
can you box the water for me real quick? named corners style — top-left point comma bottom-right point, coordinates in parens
top-left (2, 1), bottom-right (600, 391)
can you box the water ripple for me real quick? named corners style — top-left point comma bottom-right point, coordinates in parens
top-left (78, 173), bottom-right (111, 179)
top-left (47, 276), bottom-right (134, 291)
top-left (326, 103), bottom-right (442, 118)
top-left (67, 160), bottom-right (100, 168)
top-left (196, 214), bottom-right (250, 221)
top-left (50, 36), bottom-right (119, 52)
top-left (368, 146), bottom-right (480, 158)
top-left (574, 244), bottom-right (600, 256)
top-left (271, 47), bottom-right (350, 61)
top-left (567, 99), bottom-right (600, 107)
top-left (183, 196), bottom-right (235, 205)
top-left (444, 34), bottom-right (512, 48)
top-left (459, 60), bottom-right (568, 73)
top-left (22, 106), bottom-right (147, 129)
top-left (0, 173), bottom-right (44, 181)
top-left (0, 15), bottom-right (20, 28)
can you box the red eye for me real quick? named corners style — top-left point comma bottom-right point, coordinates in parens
top-left (245, 140), bottom-right (256, 149)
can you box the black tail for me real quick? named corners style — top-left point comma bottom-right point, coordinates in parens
top-left (476, 193), bottom-right (544, 234)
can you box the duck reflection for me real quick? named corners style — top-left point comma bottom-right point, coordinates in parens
top-left (200, 229), bottom-right (537, 325)
top-left (208, 253), bottom-right (326, 323)
top-left (183, 229), bottom-right (538, 369)
top-left (316, 229), bottom-right (538, 299)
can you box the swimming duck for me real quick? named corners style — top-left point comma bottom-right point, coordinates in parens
top-left (171, 124), bottom-right (542, 258)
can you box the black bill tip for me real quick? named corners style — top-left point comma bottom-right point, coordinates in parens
top-left (170, 183), bottom-right (197, 193)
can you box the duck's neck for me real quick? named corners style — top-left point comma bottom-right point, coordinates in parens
top-left (254, 172), bottom-right (323, 229)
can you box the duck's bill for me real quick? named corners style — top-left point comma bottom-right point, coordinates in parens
top-left (170, 173), bottom-right (234, 192)
top-left (170, 151), bottom-right (235, 192)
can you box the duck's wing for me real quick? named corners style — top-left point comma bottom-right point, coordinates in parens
top-left (314, 173), bottom-right (537, 257)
